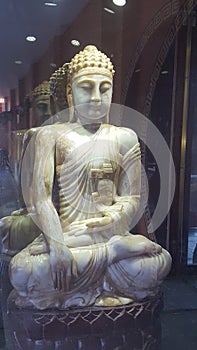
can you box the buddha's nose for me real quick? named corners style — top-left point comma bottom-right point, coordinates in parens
top-left (91, 86), bottom-right (101, 103)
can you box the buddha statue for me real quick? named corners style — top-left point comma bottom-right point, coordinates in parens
top-left (9, 81), bottom-right (52, 187)
top-left (0, 83), bottom-right (51, 255)
top-left (32, 80), bottom-right (51, 126)
top-left (0, 70), bottom-right (70, 258)
top-left (9, 45), bottom-right (171, 310)
top-left (50, 64), bottom-right (69, 117)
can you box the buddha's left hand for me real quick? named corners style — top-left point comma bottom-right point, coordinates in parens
top-left (85, 216), bottom-right (113, 227)
top-left (70, 216), bottom-right (113, 229)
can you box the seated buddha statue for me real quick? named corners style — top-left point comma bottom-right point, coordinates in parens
top-left (0, 82), bottom-right (52, 257)
top-left (0, 71), bottom-right (70, 257)
top-left (9, 45), bottom-right (171, 310)
top-left (8, 80), bottom-right (52, 189)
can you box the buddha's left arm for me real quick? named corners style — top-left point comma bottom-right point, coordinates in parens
top-left (103, 128), bottom-right (141, 231)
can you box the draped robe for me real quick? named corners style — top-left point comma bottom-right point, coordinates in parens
top-left (9, 123), bottom-right (171, 309)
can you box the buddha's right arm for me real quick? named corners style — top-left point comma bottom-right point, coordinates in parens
top-left (31, 128), bottom-right (75, 290)
top-left (31, 128), bottom-right (63, 245)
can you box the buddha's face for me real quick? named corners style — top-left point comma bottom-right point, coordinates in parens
top-left (33, 95), bottom-right (51, 125)
top-left (69, 73), bottom-right (113, 124)
top-left (54, 85), bottom-right (68, 112)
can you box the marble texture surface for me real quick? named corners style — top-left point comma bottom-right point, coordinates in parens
top-left (8, 45), bottom-right (172, 310)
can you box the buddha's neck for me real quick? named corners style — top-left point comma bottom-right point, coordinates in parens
top-left (83, 123), bottom-right (102, 134)
top-left (74, 112), bottom-right (108, 134)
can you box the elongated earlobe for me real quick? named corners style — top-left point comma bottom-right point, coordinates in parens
top-left (66, 83), bottom-right (72, 108)
top-left (66, 83), bottom-right (74, 121)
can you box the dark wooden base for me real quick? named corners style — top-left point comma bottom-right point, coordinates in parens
top-left (3, 290), bottom-right (163, 350)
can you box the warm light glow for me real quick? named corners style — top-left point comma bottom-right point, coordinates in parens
top-left (112, 0), bottom-right (126, 6)
top-left (15, 60), bottom-right (22, 64)
top-left (44, 2), bottom-right (58, 6)
top-left (104, 7), bottom-right (115, 14)
top-left (71, 39), bottom-right (80, 47)
top-left (0, 98), bottom-right (5, 103)
top-left (26, 36), bottom-right (37, 42)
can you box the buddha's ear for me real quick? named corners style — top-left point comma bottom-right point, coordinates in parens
top-left (66, 83), bottom-right (73, 108)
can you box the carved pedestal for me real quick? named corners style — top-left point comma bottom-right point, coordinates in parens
top-left (4, 291), bottom-right (163, 350)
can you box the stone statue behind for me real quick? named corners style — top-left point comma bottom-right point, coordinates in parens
top-left (31, 80), bottom-right (52, 126)
top-left (9, 46), bottom-right (171, 310)
top-left (0, 67), bottom-right (71, 257)
top-left (50, 64), bottom-right (69, 120)
top-left (0, 81), bottom-right (52, 257)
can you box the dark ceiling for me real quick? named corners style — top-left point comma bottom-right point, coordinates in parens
top-left (0, 0), bottom-right (89, 97)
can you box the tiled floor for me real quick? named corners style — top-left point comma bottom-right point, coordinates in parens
top-left (161, 277), bottom-right (197, 350)
top-left (0, 277), bottom-right (197, 349)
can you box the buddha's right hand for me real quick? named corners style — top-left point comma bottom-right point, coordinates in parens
top-left (49, 242), bottom-right (77, 291)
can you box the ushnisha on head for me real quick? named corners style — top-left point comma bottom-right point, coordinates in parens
top-left (32, 81), bottom-right (51, 100)
top-left (67, 45), bottom-right (115, 125)
top-left (67, 45), bottom-right (115, 82)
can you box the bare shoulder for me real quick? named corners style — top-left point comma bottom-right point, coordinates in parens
top-left (116, 126), bottom-right (139, 155)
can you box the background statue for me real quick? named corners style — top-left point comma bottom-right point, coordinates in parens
top-left (0, 64), bottom-right (71, 255)
top-left (50, 64), bottom-right (69, 118)
top-left (9, 45), bottom-right (172, 310)
top-left (31, 80), bottom-right (51, 126)
top-left (0, 81), bottom-right (52, 256)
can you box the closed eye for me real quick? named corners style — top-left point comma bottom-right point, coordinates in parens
top-left (100, 83), bottom-right (112, 93)
top-left (78, 83), bottom-right (92, 90)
